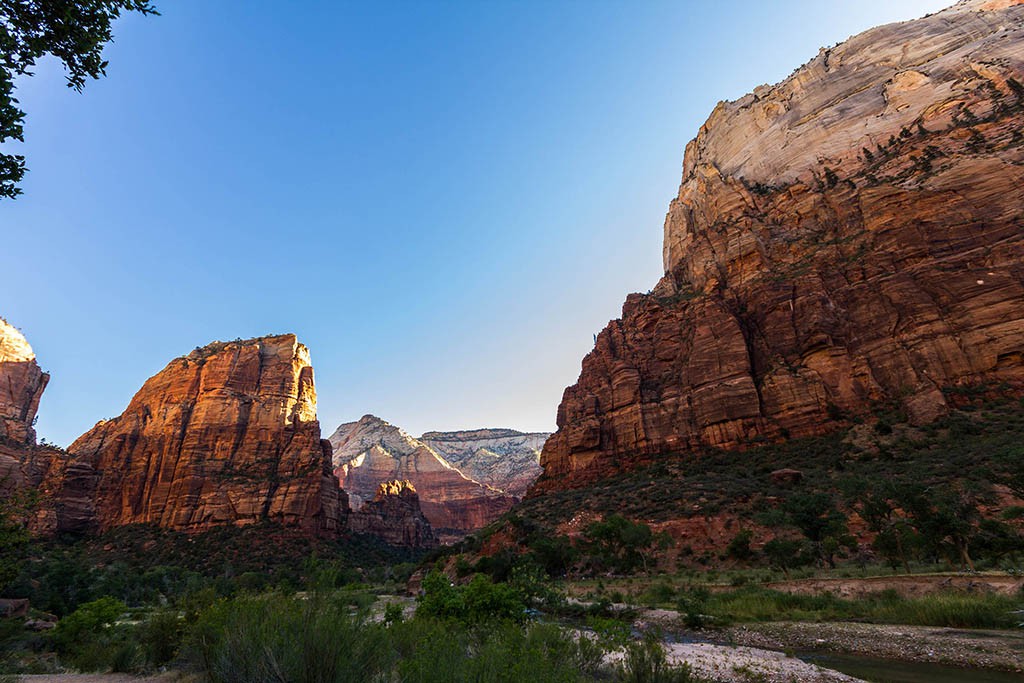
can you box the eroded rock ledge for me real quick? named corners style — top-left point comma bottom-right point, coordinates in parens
top-left (534, 0), bottom-right (1024, 493)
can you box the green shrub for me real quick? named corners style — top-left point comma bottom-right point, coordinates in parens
top-left (186, 591), bottom-right (607, 683)
top-left (51, 596), bottom-right (126, 653)
top-left (639, 580), bottom-right (676, 606)
top-left (138, 608), bottom-right (185, 666)
top-left (618, 631), bottom-right (694, 683)
top-left (726, 530), bottom-right (755, 562)
top-left (417, 572), bottom-right (527, 623)
top-left (186, 593), bottom-right (388, 683)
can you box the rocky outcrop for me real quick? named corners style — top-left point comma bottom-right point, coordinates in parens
top-left (0, 320), bottom-right (68, 532)
top-left (329, 416), bottom-right (517, 542)
top-left (348, 480), bottom-right (437, 548)
top-left (0, 318), bottom-right (48, 445)
top-left (534, 0), bottom-right (1024, 494)
top-left (44, 335), bottom-right (348, 535)
top-left (421, 428), bottom-right (548, 497)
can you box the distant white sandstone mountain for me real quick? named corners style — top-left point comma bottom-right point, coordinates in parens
top-left (420, 428), bottom-right (549, 498)
top-left (328, 415), bottom-right (544, 542)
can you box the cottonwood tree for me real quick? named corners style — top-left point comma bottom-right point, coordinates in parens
top-left (1, 0), bottom-right (157, 198)
top-left (783, 492), bottom-right (856, 569)
top-left (842, 477), bottom-right (918, 573)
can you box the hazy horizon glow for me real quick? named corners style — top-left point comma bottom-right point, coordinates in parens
top-left (2, 0), bottom-right (951, 446)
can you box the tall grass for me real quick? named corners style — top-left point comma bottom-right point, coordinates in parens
top-left (675, 586), bottom-right (1022, 628)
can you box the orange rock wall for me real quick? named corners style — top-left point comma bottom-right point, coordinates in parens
top-left (50, 335), bottom-right (347, 534)
top-left (535, 0), bottom-right (1024, 493)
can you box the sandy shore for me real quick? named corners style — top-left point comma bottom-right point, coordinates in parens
top-left (724, 620), bottom-right (1024, 672)
top-left (635, 642), bottom-right (864, 682)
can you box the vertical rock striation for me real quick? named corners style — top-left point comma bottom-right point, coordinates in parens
top-left (55, 335), bottom-right (347, 534)
top-left (534, 0), bottom-right (1024, 494)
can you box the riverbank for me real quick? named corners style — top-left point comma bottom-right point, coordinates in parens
top-left (723, 621), bottom-right (1024, 672)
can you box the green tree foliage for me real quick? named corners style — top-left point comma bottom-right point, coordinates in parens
top-left (582, 514), bottom-right (654, 574)
top-left (416, 571), bottom-right (527, 623)
top-left (0, 0), bottom-right (158, 198)
top-left (528, 533), bottom-right (577, 577)
top-left (782, 493), bottom-right (855, 568)
top-left (842, 477), bottom-right (925, 573)
top-left (50, 595), bottom-right (125, 649)
top-left (762, 537), bottom-right (809, 578)
top-left (0, 488), bottom-right (36, 592)
top-left (725, 529), bottom-right (754, 562)
top-left (899, 481), bottom-right (988, 570)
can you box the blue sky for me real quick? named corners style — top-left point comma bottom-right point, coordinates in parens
top-left (2, 0), bottom-right (950, 447)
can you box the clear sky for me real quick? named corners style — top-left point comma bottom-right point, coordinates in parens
top-left (2, 0), bottom-right (951, 447)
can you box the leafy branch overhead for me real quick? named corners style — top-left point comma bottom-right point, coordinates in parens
top-left (0, 0), bottom-right (157, 199)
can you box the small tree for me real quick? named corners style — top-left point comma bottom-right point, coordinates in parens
top-left (783, 493), bottom-right (855, 569)
top-left (763, 537), bottom-right (808, 578)
top-left (843, 477), bottom-right (916, 573)
top-left (726, 529), bottom-right (755, 562)
top-left (581, 514), bottom-right (654, 574)
top-left (902, 482), bottom-right (987, 571)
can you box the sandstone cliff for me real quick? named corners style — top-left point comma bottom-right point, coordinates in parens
top-left (348, 480), bottom-right (437, 548)
top-left (0, 318), bottom-right (48, 445)
top-left (46, 335), bottom-right (348, 534)
top-left (329, 416), bottom-right (516, 542)
top-left (535, 0), bottom-right (1024, 493)
top-left (0, 319), bottom-right (67, 528)
top-left (421, 428), bottom-right (548, 497)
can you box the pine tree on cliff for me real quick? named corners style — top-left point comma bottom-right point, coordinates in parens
top-left (0, 1), bottom-right (158, 199)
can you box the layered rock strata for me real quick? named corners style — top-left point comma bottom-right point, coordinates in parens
top-left (329, 416), bottom-right (516, 542)
top-left (421, 428), bottom-right (548, 498)
top-left (50, 335), bottom-right (347, 534)
top-left (534, 0), bottom-right (1024, 493)
top-left (348, 480), bottom-right (437, 548)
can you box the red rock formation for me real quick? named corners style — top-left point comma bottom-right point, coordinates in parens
top-left (0, 318), bottom-right (48, 445)
top-left (329, 416), bottom-right (516, 542)
top-left (348, 480), bottom-right (437, 548)
top-left (534, 0), bottom-right (1024, 494)
top-left (49, 335), bottom-right (347, 534)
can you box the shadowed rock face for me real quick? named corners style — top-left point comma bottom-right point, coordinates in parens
top-left (329, 416), bottom-right (516, 542)
top-left (420, 428), bottom-right (549, 498)
top-left (534, 0), bottom-right (1024, 494)
top-left (52, 335), bottom-right (347, 534)
top-left (0, 319), bottom-right (48, 445)
top-left (348, 480), bottom-right (437, 548)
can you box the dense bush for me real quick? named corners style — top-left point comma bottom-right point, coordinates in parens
top-left (185, 591), bottom-right (653, 683)
top-left (416, 571), bottom-right (528, 623)
top-left (188, 593), bottom-right (388, 683)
